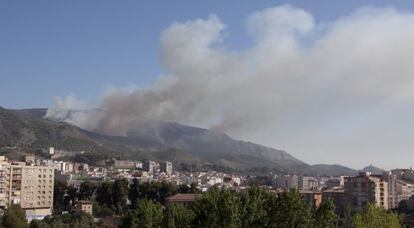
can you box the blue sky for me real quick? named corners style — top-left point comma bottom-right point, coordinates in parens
top-left (1, 0), bottom-right (414, 109)
top-left (4, 1), bottom-right (414, 168)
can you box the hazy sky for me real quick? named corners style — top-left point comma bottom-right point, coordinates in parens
top-left (3, 1), bottom-right (414, 169)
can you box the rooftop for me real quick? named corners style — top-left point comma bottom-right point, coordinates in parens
top-left (166, 193), bottom-right (201, 202)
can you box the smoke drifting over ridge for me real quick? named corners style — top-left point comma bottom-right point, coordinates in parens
top-left (46, 5), bottom-right (414, 168)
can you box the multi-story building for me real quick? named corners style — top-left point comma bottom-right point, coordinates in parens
top-left (114, 160), bottom-right (136, 169)
top-left (299, 190), bottom-right (322, 209)
top-left (160, 161), bottom-right (173, 175)
top-left (325, 178), bottom-right (342, 189)
top-left (322, 188), bottom-right (347, 214)
top-left (0, 158), bottom-right (10, 208)
top-left (299, 176), bottom-right (309, 190)
top-left (396, 180), bottom-right (414, 203)
top-left (382, 171), bottom-right (398, 208)
top-left (392, 168), bottom-right (414, 182)
top-left (0, 156), bottom-right (54, 221)
top-left (143, 160), bottom-right (156, 173)
top-left (299, 176), bottom-right (318, 190)
top-left (276, 175), bottom-right (299, 189)
top-left (344, 172), bottom-right (388, 210)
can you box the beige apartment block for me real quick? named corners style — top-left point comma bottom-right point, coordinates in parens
top-left (0, 156), bottom-right (54, 221)
top-left (344, 172), bottom-right (388, 210)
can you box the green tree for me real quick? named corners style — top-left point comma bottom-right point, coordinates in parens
top-left (129, 179), bottom-right (140, 209)
top-left (136, 181), bottom-right (177, 204)
top-left (92, 200), bottom-right (114, 217)
top-left (271, 189), bottom-right (314, 227)
top-left (189, 182), bottom-right (200, 193)
top-left (315, 199), bottom-right (339, 228)
top-left (164, 204), bottom-right (195, 228)
top-left (158, 181), bottom-right (177, 204)
top-left (1, 205), bottom-right (27, 228)
top-left (240, 185), bottom-right (276, 227)
top-left (113, 178), bottom-right (129, 214)
top-left (78, 180), bottom-right (97, 200)
top-left (192, 186), bottom-right (242, 228)
top-left (66, 184), bottom-right (78, 208)
top-left (29, 219), bottom-right (47, 228)
top-left (53, 179), bottom-right (67, 214)
top-left (120, 199), bottom-right (163, 228)
top-left (353, 203), bottom-right (400, 228)
top-left (41, 211), bottom-right (96, 227)
top-left (178, 183), bottom-right (200, 194)
top-left (96, 181), bottom-right (113, 207)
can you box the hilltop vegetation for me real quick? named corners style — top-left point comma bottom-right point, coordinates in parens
top-left (0, 107), bottom-right (359, 175)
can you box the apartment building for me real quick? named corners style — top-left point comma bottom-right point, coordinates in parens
top-left (382, 171), bottom-right (398, 208)
top-left (299, 190), bottom-right (322, 209)
top-left (322, 188), bottom-right (347, 214)
top-left (344, 172), bottom-right (388, 210)
top-left (299, 176), bottom-right (318, 190)
top-left (276, 175), bottom-right (299, 189)
top-left (114, 160), bottom-right (136, 169)
top-left (0, 156), bottom-right (54, 221)
top-left (160, 161), bottom-right (173, 175)
top-left (396, 180), bottom-right (414, 203)
top-left (143, 160), bottom-right (156, 173)
top-left (0, 158), bottom-right (10, 208)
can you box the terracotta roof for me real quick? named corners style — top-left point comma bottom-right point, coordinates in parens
top-left (322, 189), bottom-right (345, 193)
top-left (166, 193), bottom-right (201, 202)
top-left (299, 190), bottom-right (321, 194)
top-left (77, 200), bottom-right (93, 204)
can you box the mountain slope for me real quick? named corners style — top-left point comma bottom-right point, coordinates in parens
top-left (124, 120), bottom-right (304, 168)
top-left (2, 108), bottom-right (303, 169)
top-left (309, 164), bottom-right (358, 176)
top-left (0, 107), bottom-right (119, 154)
top-left (2, 107), bottom-right (357, 175)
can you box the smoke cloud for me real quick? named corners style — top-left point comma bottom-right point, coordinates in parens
top-left (46, 5), bottom-right (414, 168)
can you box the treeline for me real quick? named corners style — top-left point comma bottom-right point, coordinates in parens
top-left (49, 179), bottom-right (401, 228)
top-left (0, 205), bottom-right (95, 228)
top-left (121, 186), bottom-right (400, 228)
top-left (53, 179), bottom-right (199, 216)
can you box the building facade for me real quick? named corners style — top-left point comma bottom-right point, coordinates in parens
top-left (160, 161), bottom-right (173, 175)
top-left (143, 160), bottom-right (156, 173)
top-left (276, 175), bottom-right (299, 189)
top-left (74, 200), bottom-right (93, 215)
top-left (0, 156), bottom-right (54, 221)
top-left (344, 172), bottom-right (388, 210)
top-left (322, 188), bottom-right (347, 214)
top-left (382, 172), bottom-right (398, 209)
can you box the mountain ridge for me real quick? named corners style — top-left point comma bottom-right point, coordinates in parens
top-left (1, 107), bottom-right (358, 175)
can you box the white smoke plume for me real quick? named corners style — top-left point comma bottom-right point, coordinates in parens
top-left (46, 5), bottom-right (414, 168)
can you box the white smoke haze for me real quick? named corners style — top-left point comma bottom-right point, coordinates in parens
top-left (46, 5), bottom-right (414, 168)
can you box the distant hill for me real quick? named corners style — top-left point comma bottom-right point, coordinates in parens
top-left (309, 164), bottom-right (358, 176)
top-left (360, 165), bottom-right (385, 175)
top-left (0, 107), bottom-right (357, 175)
top-left (13, 108), bottom-right (48, 119)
